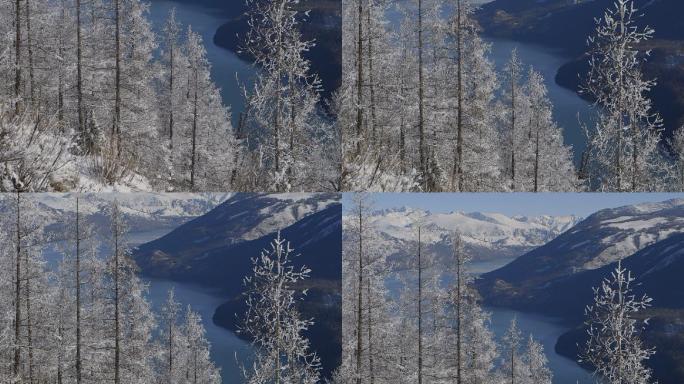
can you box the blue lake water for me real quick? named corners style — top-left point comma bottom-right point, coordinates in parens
top-left (487, 306), bottom-right (596, 384)
top-left (148, 0), bottom-right (256, 128)
top-left (145, 278), bottom-right (252, 384)
top-left (388, 0), bottom-right (594, 165)
top-left (44, 228), bottom-right (252, 384)
top-left (484, 37), bottom-right (594, 165)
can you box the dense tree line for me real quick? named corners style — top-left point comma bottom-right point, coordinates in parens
top-left (336, 194), bottom-right (554, 383)
top-left (0, 0), bottom-right (338, 192)
top-left (342, 0), bottom-right (684, 192)
top-left (338, 194), bottom-right (659, 383)
top-left (0, 194), bottom-right (220, 383)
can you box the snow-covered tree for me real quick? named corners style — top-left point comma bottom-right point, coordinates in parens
top-left (583, 0), bottom-right (670, 191)
top-left (240, 231), bottom-right (321, 383)
top-left (502, 317), bottom-right (526, 383)
top-left (0, 193), bottom-right (52, 382)
top-left (523, 69), bottom-right (578, 191)
top-left (0, 196), bottom-right (223, 382)
top-left (524, 336), bottom-right (552, 384)
top-left (0, 104), bottom-right (71, 191)
top-left (0, 0), bottom-right (314, 191)
top-left (339, 197), bottom-right (553, 384)
top-left (180, 27), bottom-right (238, 191)
top-left (160, 288), bottom-right (183, 383)
top-left (580, 260), bottom-right (655, 384)
top-left (105, 201), bottom-right (157, 383)
top-left (502, 49), bottom-right (525, 191)
top-left (341, 0), bottom-right (583, 192)
top-left (180, 306), bottom-right (221, 384)
top-left (242, 0), bottom-right (333, 192)
top-left (449, 3), bottom-right (502, 192)
top-left (671, 126), bottom-right (684, 191)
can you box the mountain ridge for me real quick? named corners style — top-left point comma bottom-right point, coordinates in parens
top-left (474, 199), bottom-right (684, 383)
top-left (351, 208), bottom-right (582, 265)
top-left (132, 193), bottom-right (342, 379)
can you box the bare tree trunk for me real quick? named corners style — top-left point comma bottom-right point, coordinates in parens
top-left (168, 320), bottom-right (173, 381)
top-left (273, 1), bottom-right (287, 184)
top-left (510, 348), bottom-right (515, 384)
top-left (534, 124), bottom-right (540, 192)
top-left (169, 41), bottom-right (175, 149)
top-left (355, 0), bottom-right (364, 155)
top-left (452, 0), bottom-right (464, 192)
top-left (76, 198), bottom-right (82, 384)
top-left (615, 10), bottom-right (626, 192)
top-left (455, 241), bottom-right (463, 384)
top-left (510, 67), bottom-right (517, 191)
top-left (114, 216), bottom-right (121, 384)
top-left (355, 205), bottom-right (363, 384)
top-left (417, 225), bottom-right (423, 384)
top-left (367, 277), bottom-right (375, 384)
top-left (113, 0), bottom-right (122, 159)
top-left (25, 0), bottom-right (35, 105)
top-left (58, 0), bottom-right (65, 127)
top-left (14, 0), bottom-right (22, 113)
top-left (417, 0), bottom-right (426, 185)
top-left (24, 248), bottom-right (34, 384)
top-left (631, 112), bottom-right (638, 191)
top-left (58, 304), bottom-right (64, 384)
top-left (13, 192), bottom-right (22, 378)
top-left (275, 240), bottom-right (282, 384)
top-left (76, 0), bottom-right (84, 137)
top-left (190, 67), bottom-right (198, 190)
top-left (367, 1), bottom-right (377, 143)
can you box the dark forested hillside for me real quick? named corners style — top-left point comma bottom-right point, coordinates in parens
top-left (213, 0), bottom-right (342, 98)
top-left (133, 193), bottom-right (342, 379)
top-left (477, 0), bottom-right (684, 136)
top-left (476, 200), bottom-right (684, 383)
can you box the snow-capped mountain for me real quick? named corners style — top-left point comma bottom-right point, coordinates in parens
top-left (477, 198), bottom-right (684, 309)
top-left (8, 193), bottom-right (232, 246)
top-left (347, 207), bottom-right (582, 264)
top-left (30, 192), bottom-right (232, 220)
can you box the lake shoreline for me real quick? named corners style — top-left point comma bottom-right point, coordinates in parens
top-left (484, 304), bottom-right (596, 383)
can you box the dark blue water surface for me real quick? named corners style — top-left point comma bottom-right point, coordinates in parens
top-left (148, 0), bottom-right (256, 129)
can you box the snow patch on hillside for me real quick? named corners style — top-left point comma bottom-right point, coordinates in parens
top-left (605, 217), bottom-right (673, 230)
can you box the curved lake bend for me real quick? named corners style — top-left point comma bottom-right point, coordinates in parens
top-left (484, 37), bottom-right (594, 165)
top-left (145, 278), bottom-right (252, 384)
top-left (388, 0), bottom-right (594, 165)
top-left (148, 0), bottom-right (256, 128)
top-left (44, 235), bottom-right (252, 383)
top-left (486, 306), bottom-right (595, 384)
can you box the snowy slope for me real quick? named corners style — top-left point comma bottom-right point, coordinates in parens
top-left (346, 207), bottom-right (581, 263)
top-left (134, 193), bottom-right (341, 268)
top-left (477, 198), bottom-right (684, 307)
top-left (31, 192), bottom-right (233, 219)
top-left (132, 194), bottom-right (343, 378)
top-left (0, 193), bottom-right (233, 247)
